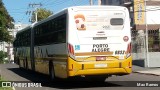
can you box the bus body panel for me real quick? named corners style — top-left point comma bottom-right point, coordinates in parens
top-left (13, 6), bottom-right (132, 79)
top-left (68, 57), bottom-right (132, 76)
top-left (68, 6), bottom-right (131, 57)
top-left (32, 12), bottom-right (68, 78)
top-left (34, 43), bottom-right (67, 77)
top-left (14, 26), bottom-right (32, 70)
top-left (67, 6), bottom-right (132, 77)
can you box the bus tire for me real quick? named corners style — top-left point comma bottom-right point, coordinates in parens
top-left (49, 62), bottom-right (56, 81)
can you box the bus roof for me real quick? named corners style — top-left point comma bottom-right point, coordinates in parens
top-left (33, 5), bottom-right (127, 27)
top-left (16, 25), bottom-right (31, 34)
top-left (33, 8), bottom-right (67, 27)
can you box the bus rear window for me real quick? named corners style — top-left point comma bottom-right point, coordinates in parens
top-left (110, 18), bottom-right (123, 25)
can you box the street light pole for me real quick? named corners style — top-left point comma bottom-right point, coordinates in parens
top-left (35, 9), bottom-right (38, 23)
top-left (29, 3), bottom-right (42, 23)
top-left (144, 0), bottom-right (149, 67)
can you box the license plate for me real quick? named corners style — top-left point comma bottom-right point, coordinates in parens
top-left (95, 64), bottom-right (107, 68)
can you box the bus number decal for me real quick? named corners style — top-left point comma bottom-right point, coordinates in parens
top-left (102, 25), bottom-right (110, 30)
top-left (115, 50), bottom-right (125, 55)
top-left (92, 44), bottom-right (110, 52)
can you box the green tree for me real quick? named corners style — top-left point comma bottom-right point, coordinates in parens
top-left (0, 0), bottom-right (14, 43)
top-left (31, 8), bottom-right (53, 23)
top-left (0, 51), bottom-right (7, 63)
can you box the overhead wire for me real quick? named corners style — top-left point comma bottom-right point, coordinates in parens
top-left (11, 0), bottom-right (160, 23)
top-left (43, 0), bottom-right (59, 6)
top-left (39, 0), bottom-right (47, 4)
top-left (43, 0), bottom-right (67, 7)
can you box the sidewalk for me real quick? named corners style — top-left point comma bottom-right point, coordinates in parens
top-left (132, 65), bottom-right (160, 76)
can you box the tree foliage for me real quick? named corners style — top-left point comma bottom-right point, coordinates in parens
top-left (0, 51), bottom-right (7, 63)
top-left (0, 0), bottom-right (14, 42)
top-left (31, 8), bottom-right (53, 23)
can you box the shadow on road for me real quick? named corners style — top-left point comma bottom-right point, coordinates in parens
top-left (8, 67), bottom-right (121, 89)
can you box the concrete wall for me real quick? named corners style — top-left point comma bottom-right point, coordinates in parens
top-left (132, 50), bottom-right (160, 67)
top-left (148, 52), bottom-right (160, 67)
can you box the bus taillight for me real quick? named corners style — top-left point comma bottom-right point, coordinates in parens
top-left (128, 62), bottom-right (131, 68)
top-left (126, 43), bottom-right (131, 58)
top-left (68, 43), bottom-right (75, 55)
top-left (123, 36), bottom-right (129, 42)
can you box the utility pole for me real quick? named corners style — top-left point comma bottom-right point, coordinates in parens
top-left (27, 3), bottom-right (42, 23)
top-left (144, 0), bottom-right (149, 67)
top-left (98, 0), bottom-right (101, 5)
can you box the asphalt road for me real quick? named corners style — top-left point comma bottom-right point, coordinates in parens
top-left (0, 63), bottom-right (160, 90)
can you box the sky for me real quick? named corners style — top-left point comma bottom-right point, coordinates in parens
top-left (3, 0), bottom-right (98, 24)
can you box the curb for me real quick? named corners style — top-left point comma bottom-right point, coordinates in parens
top-left (133, 71), bottom-right (160, 76)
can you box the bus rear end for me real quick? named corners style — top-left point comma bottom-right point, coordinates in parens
top-left (67, 6), bottom-right (132, 78)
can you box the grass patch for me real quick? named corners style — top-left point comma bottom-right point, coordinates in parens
top-left (0, 76), bottom-right (13, 90)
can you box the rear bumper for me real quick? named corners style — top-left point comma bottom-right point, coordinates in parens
top-left (72, 68), bottom-right (131, 76)
top-left (67, 56), bottom-right (132, 77)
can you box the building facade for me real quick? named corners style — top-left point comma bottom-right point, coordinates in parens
top-left (101, 0), bottom-right (160, 67)
top-left (0, 23), bottom-right (29, 62)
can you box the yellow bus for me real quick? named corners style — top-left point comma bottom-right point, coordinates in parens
top-left (13, 6), bottom-right (132, 81)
